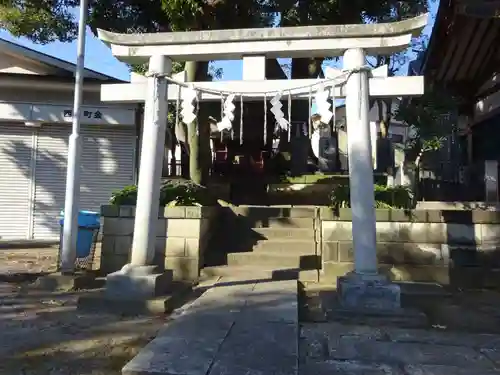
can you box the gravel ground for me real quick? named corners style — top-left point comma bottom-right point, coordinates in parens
top-left (0, 247), bottom-right (167, 375)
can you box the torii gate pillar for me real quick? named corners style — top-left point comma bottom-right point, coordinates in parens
top-left (337, 48), bottom-right (401, 310)
top-left (105, 55), bottom-right (175, 300)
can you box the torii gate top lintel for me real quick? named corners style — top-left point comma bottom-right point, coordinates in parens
top-left (97, 14), bottom-right (428, 63)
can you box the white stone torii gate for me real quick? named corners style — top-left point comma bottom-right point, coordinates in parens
top-left (95, 14), bottom-right (428, 308)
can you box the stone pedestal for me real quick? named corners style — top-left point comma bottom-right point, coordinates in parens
top-left (105, 264), bottom-right (173, 300)
top-left (337, 272), bottom-right (401, 311)
top-left (78, 264), bottom-right (179, 315)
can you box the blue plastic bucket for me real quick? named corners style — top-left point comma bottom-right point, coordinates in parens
top-left (60, 211), bottom-right (100, 258)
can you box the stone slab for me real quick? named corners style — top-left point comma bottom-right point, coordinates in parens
top-left (301, 360), bottom-right (403, 375)
top-left (122, 316), bottom-right (235, 375)
top-left (337, 274), bottom-right (401, 310)
top-left (404, 364), bottom-right (500, 375)
top-left (32, 272), bottom-right (102, 291)
top-left (121, 280), bottom-right (299, 375)
top-left (386, 328), bottom-right (500, 349)
top-left (210, 322), bottom-right (298, 375)
top-left (300, 322), bottom-right (500, 374)
top-left (328, 340), bottom-right (494, 368)
top-left (241, 280), bottom-right (298, 324)
top-left (302, 322), bottom-right (500, 350)
top-left (182, 283), bottom-right (254, 318)
top-left (480, 348), bottom-right (500, 366)
top-left (78, 290), bottom-right (187, 315)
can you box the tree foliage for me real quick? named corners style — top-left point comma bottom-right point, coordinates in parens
top-left (0, 0), bottom-right (79, 43)
top-left (395, 84), bottom-right (459, 166)
top-left (0, 0), bottom-right (434, 184)
top-left (0, 0), bottom-right (432, 87)
top-left (0, 1), bottom-right (431, 47)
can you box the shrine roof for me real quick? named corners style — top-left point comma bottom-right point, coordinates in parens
top-left (97, 15), bottom-right (428, 47)
top-left (422, 0), bottom-right (500, 102)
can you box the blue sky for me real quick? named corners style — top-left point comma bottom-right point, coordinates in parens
top-left (0, 1), bottom-right (438, 81)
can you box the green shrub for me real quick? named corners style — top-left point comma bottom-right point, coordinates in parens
top-left (110, 179), bottom-right (216, 206)
top-left (329, 183), bottom-right (414, 210)
top-left (110, 185), bottom-right (138, 206)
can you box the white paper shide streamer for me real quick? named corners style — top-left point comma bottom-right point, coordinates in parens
top-left (315, 85), bottom-right (333, 124)
top-left (270, 92), bottom-right (289, 130)
top-left (180, 86), bottom-right (198, 125)
top-left (217, 94), bottom-right (236, 132)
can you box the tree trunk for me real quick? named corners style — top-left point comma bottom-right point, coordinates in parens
top-left (377, 98), bottom-right (393, 138)
top-left (185, 60), bottom-right (210, 185)
top-left (406, 147), bottom-right (424, 202)
top-left (290, 58), bottom-right (322, 132)
top-left (375, 55), bottom-right (393, 139)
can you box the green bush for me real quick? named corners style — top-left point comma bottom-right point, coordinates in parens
top-left (110, 179), bottom-right (216, 206)
top-left (329, 183), bottom-right (414, 210)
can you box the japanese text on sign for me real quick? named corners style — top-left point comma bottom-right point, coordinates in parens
top-left (63, 109), bottom-right (103, 119)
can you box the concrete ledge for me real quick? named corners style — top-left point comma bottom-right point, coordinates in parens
top-left (416, 201), bottom-right (500, 211)
top-left (101, 205), bottom-right (218, 219)
top-left (320, 207), bottom-right (500, 224)
top-left (33, 272), bottom-right (102, 292)
top-left (321, 262), bottom-right (451, 285)
top-left (78, 282), bottom-right (192, 315)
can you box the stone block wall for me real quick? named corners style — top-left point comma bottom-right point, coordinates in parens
top-left (98, 203), bottom-right (500, 288)
top-left (320, 208), bottom-right (500, 287)
top-left (100, 205), bottom-right (218, 281)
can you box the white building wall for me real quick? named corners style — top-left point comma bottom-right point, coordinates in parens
top-left (0, 83), bottom-right (137, 240)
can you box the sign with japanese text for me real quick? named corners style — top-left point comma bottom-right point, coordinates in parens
top-left (62, 109), bottom-right (103, 120)
top-left (32, 104), bottom-right (135, 126)
top-left (0, 102), bottom-right (135, 126)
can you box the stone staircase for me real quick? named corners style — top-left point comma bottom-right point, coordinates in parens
top-left (202, 206), bottom-right (320, 282)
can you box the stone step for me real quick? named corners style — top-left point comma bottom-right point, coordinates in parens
top-left (201, 265), bottom-right (319, 282)
top-left (252, 240), bottom-right (316, 255)
top-left (229, 205), bottom-right (317, 218)
top-left (251, 228), bottom-right (316, 240)
top-left (227, 252), bottom-right (320, 269)
top-left (243, 217), bottom-right (315, 229)
top-left (218, 229), bottom-right (316, 250)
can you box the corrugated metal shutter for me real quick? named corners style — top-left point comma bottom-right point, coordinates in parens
top-left (32, 125), bottom-right (70, 239)
top-left (32, 125), bottom-right (135, 239)
top-left (79, 126), bottom-right (135, 212)
top-left (0, 124), bottom-right (33, 240)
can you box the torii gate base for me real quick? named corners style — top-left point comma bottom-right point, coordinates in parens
top-left (337, 274), bottom-right (401, 310)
